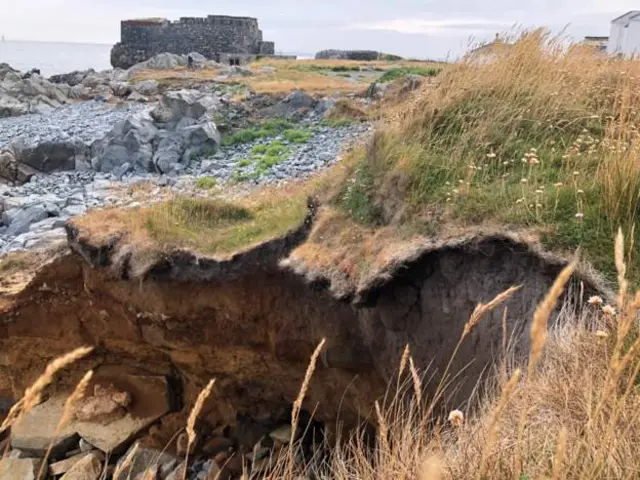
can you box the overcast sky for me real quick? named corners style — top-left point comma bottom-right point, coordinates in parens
top-left (0, 0), bottom-right (637, 59)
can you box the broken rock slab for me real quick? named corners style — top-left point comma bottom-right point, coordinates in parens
top-left (60, 452), bottom-right (103, 480)
top-left (113, 445), bottom-right (177, 480)
top-left (50, 451), bottom-right (104, 477)
top-left (71, 373), bottom-right (171, 453)
top-left (0, 457), bottom-right (42, 480)
top-left (10, 396), bottom-right (78, 457)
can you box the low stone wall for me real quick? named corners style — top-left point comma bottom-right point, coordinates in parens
top-left (315, 50), bottom-right (380, 61)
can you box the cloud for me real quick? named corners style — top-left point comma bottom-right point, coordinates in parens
top-left (348, 18), bottom-right (513, 36)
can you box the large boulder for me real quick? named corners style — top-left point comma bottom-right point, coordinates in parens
top-left (91, 112), bottom-right (157, 173)
top-left (11, 139), bottom-right (88, 173)
top-left (49, 69), bottom-right (95, 86)
top-left (150, 90), bottom-right (217, 123)
top-left (260, 91), bottom-right (317, 119)
top-left (132, 79), bottom-right (159, 96)
top-left (133, 52), bottom-right (186, 70)
top-left (5, 205), bottom-right (49, 237)
top-left (181, 122), bottom-right (221, 147)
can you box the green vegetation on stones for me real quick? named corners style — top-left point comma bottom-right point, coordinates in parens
top-left (220, 119), bottom-right (297, 146)
top-left (377, 66), bottom-right (442, 83)
top-left (283, 128), bottom-right (313, 144)
top-left (195, 176), bottom-right (218, 190)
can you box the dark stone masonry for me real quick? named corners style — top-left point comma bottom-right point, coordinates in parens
top-left (110, 15), bottom-right (276, 69)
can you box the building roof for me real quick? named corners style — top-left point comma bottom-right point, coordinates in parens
top-left (584, 36), bottom-right (609, 41)
top-left (611, 11), bottom-right (640, 24)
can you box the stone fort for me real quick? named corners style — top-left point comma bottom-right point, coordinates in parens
top-left (110, 15), bottom-right (276, 69)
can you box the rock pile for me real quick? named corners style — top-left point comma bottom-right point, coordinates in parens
top-left (0, 63), bottom-right (80, 117)
top-left (1, 369), bottom-right (324, 480)
top-left (0, 101), bottom-right (149, 183)
top-left (92, 89), bottom-right (223, 175)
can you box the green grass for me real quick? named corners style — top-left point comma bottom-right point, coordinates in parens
top-left (233, 140), bottom-right (292, 181)
top-left (220, 119), bottom-right (296, 146)
top-left (332, 34), bottom-right (640, 285)
top-left (143, 196), bottom-right (308, 254)
top-left (283, 128), bottom-right (313, 144)
top-left (377, 66), bottom-right (442, 83)
top-left (195, 176), bottom-right (218, 190)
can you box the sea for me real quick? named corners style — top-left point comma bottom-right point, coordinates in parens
top-left (0, 41), bottom-right (112, 76)
top-left (0, 40), bottom-right (313, 77)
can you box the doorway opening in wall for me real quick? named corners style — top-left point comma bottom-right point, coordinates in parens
top-left (229, 58), bottom-right (240, 66)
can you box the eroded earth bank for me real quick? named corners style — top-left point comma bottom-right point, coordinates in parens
top-left (0, 56), bottom-right (598, 479)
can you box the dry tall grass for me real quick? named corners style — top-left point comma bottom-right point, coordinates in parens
top-left (267, 236), bottom-right (639, 479)
top-left (335, 29), bottom-right (640, 282)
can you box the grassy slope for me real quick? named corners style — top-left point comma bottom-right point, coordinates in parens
top-left (333, 31), bottom-right (640, 285)
top-left (73, 191), bottom-right (308, 257)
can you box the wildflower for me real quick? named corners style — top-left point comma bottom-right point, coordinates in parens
top-left (530, 148), bottom-right (538, 153)
top-left (577, 189), bottom-right (584, 195)
top-left (602, 305), bottom-right (616, 316)
top-left (529, 158), bottom-right (540, 165)
top-left (502, 161), bottom-right (509, 166)
top-left (516, 198), bottom-right (524, 204)
top-left (554, 182), bottom-right (563, 187)
top-left (521, 158), bottom-right (528, 164)
top-left (459, 179), bottom-right (464, 184)
top-left (445, 181), bottom-right (451, 186)
top-left (588, 296), bottom-right (603, 306)
top-left (595, 330), bottom-right (610, 339)
top-left (573, 171), bottom-right (580, 176)
top-left (536, 203), bottom-right (543, 208)
top-left (575, 212), bottom-right (584, 219)
top-left (521, 178), bottom-right (528, 184)
top-left (452, 189), bottom-right (459, 194)
top-left (535, 189), bottom-right (544, 194)
top-left (486, 152), bottom-right (497, 159)
top-left (448, 409), bottom-right (464, 427)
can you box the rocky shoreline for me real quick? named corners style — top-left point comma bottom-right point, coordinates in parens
top-left (0, 54), bottom-right (374, 257)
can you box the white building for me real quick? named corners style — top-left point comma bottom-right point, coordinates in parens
top-left (607, 11), bottom-right (640, 55)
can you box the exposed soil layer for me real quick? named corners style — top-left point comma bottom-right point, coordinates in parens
top-left (0, 213), bottom-right (598, 434)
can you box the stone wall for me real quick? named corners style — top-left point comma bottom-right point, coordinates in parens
top-left (315, 50), bottom-right (380, 61)
top-left (111, 15), bottom-right (275, 69)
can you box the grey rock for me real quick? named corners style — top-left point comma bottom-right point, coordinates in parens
top-left (126, 91), bottom-right (148, 103)
top-left (286, 90), bottom-right (316, 109)
top-left (151, 90), bottom-right (203, 123)
top-left (112, 162), bottom-right (132, 179)
top-left (181, 121), bottom-right (221, 147)
top-left (153, 131), bottom-right (186, 173)
top-left (318, 152), bottom-right (333, 162)
top-left (61, 204), bottom-right (87, 217)
top-left (133, 79), bottom-right (159, 96)
top-left (6, 205), bottom-right (48, 236)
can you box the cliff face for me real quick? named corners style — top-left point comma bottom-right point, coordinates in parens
top-left (0, 210), bottom-right (596, 431)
